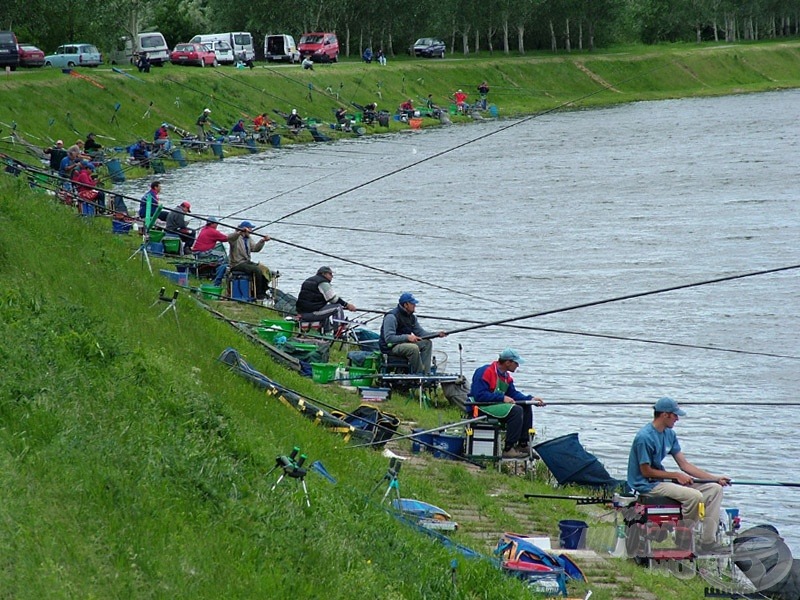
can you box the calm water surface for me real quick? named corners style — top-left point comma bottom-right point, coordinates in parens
top-left (121, 90), bottom-right (800, 550)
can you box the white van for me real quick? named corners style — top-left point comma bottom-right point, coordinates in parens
top-left (204, 40), bottom-right (235, 65)
top-left (190, 32), bottom-right (254, 62)
top-left (110, 32), bottom-right (169, 66)
top-left (264, 34), bottom-right (299, 63)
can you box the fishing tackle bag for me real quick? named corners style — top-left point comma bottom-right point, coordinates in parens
top-left (334, 404), bottom-right (399, 447)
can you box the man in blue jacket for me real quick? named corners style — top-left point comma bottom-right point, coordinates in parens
top-left (379, 292), bottom-right (445, 374)
top-left (470, 348), bottom-right (545, 459)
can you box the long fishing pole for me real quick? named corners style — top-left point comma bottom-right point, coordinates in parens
top-left (248, 218), bottom-right (447, 240)
top-left (270, 235), bottom-right (516, 308)
top-left (346, 415), bottom-right (488, 449)
top-left (424, 263), bottom-right (800, 338)
top-left (541, 401), bottom-right (800, 407)
top-left (400, 311), bottom-right (800, 361)
top-left (693, 479), bottom-right (800, 488)
top-left (263, 61), bottom-right (676, 226)
top-left (209, 70), bottom-right (302, 110)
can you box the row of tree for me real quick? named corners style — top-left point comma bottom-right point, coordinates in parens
top-left (2, 0), bottom-right (799, 59)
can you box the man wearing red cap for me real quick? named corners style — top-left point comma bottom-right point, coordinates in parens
top-left (165, 201), bottom-right (196, 255)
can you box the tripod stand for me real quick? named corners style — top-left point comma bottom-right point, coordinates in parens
top-left (150, 287), bottom-right (179, 325)
top-left (129, 229), bottom-right (153, 273)
top-left (370, 457), bottom-right (402, 505)
top-left (266, 447), bottom-right (311, 507)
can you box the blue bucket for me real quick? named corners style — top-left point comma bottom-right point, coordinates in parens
top-left (211, 141), bottom-right (224, 159)
top-left (170, 148), bottom-right (188, 167)
top-left (270, 134), bottom-right (281, 148)
top-left (558, 520), bottom-right (588, 550)
top-left (431, 433), bottom-right (464, 460)
top-left (106, 158), bottom-right (126, 183)
top-left (112, 220), bottom-right (132, 234)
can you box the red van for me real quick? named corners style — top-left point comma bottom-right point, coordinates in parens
top-left (298, 32), bottom-right (339, 63)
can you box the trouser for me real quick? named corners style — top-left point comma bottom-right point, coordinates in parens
top-left (299, 304), bottom-right (345, 333)
top-left (391, 339), bottom-right (433, 374)
top-left (502, 403), bottom-right (533, 449)
top-left (232, 262), bottom-right (271, 299)
top-left (649, 481), bottom-right (724, 545)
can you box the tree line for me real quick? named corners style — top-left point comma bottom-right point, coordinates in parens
top-left (2, 0), bottom-right (799, 58)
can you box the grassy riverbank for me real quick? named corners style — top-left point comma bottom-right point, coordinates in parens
top-left (2, 41), bottom-right (797, 598)
top-left (0, 40), bottom-right (799, 162)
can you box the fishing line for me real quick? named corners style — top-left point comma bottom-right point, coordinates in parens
top-left (212, 70), bottom-right (311, 110)
top-left (274, 220), bottom-right (447, 240)
top-left (429, 264), bottom-right (800, 338)
top-left (263, 61), bottom-right (676, 226)
top-left (270, 235), bottom-right (516, 308)
top-left (220, 171), bottom-right (334, 220)
top-left (399, 311), bottom-right (800, 360)
top-left (163, 76), bottom-right (261, 117)
top-left (253, 66), bottom-right (350, 108)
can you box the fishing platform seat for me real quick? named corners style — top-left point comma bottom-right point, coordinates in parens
top-left (227, 271), bottom-right (257, 302)
top-left (463, 401), bottom-right (504, 459)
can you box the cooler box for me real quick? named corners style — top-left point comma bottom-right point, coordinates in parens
top-left (466, 423), bottom-right (500, 458)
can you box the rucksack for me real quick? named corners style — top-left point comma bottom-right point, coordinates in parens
top-left (335, 404), bottom-right (399, 447)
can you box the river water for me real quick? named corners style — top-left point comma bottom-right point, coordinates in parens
top-left (122, 89), bottom-right (800, 550)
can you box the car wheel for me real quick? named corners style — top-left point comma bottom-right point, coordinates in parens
top-left (199, 60), bottom-right (205, 68)
top-left (67, 61), bottom-right (75, 67)
top-left (440, 50), bottom-right (445, 59)
top-left (212, 59), bottom-right (218, 67)
top-left (45, 61), bottom-right (51, 67)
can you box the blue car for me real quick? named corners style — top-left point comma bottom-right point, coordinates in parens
top-left (411, 38), bottom-right (446, 59)
top-left (45, 43), bottom-right (102, 68)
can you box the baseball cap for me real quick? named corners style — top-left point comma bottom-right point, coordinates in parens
top-left (56, 139), bottom-right (64, 145)
top-left (398, 292), bottom-right (418, 305)
top-left (239, 221), bottom-right (255, 229)
top-left (654, 397), bottom-right (686, 416)
top-left (204, 108), bottom-right (211, 113)
top-left (498, 348), bottom-right (524, 364)
top-left (180, 201), bottom-right (191, 212)
top-left (206, 216), bottom-right (221, 224)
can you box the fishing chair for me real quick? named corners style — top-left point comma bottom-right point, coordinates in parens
top-left (463, 400), bottom-right (504, 459)
top-left (227, 271), bottom-right (257, 302)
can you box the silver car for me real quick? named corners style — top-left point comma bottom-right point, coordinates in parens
top-left (45, 43), bottom-right (102, 68)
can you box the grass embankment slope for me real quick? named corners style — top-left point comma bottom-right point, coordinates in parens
top-left (0, 40), bottom-right (799, 155)
top-left (2, 42), bottom-right (799, 599)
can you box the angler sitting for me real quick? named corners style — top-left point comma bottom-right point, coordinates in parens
top-left (229, 221), bottom-right (273, 302)
top-left (469, 348), bottom-right (545, 459)
top-left (164, 201), bottom-right (196, 255)
top-left (154, 123), bottom-right (172, 152)
top-left (379, 293), bottom-right (446, 375)
top-left (129, 138), bottom-right (151, 168)
top-left (362, 47), bottom-right (373, 63)
top-left (71, 164), bottom-right (106, 210)
top-left (334, 107), bottom-right (351, 131)
top-left (231, 119), bottom-right (247, 141)
top-left (296, 266), bottom-right (356, 335)
top-left (192, 216), bottom-right (240, 286)
top-left (136, 52), bottom-right (151, 73)
top-left (399, 99), bottom-right (415, 119)
top-left (287, 109), bottom-right (303, 135)
top-left (627, 397), bottom-right (731, 554)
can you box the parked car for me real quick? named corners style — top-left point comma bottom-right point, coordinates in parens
top-left (17, 44), bottom-right (45, 67)
top-left (205, 40), bottom-right (234, 65)
top-left (298, 32), bottom-right (339, 63)
top-left (411, 38), bottom-right (446, 59)
top-left (170, 42), bottom-right (217, 67)
top-left (109, 32), bottom-right (170, 66)
top-left (189, 32), bottom-right (255, 62)
top-left (44, 43), bottom-right (102, 68)
top-left (0, 31), bottom-right (21, 70)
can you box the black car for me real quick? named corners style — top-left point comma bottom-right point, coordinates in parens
top-left (0, 31), bottom-right (20, 70)
top-left (411, 38), bottom-right (446, 59)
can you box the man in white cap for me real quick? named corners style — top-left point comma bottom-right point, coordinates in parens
top-left (229, 221), bottom-right (272, 301)
top-left (196, 108), bottom-right (212, 140)
top-left (287, 108), bottom-right (303, 134)
top-left (379, 293), bottom-right (446, 375)
top-left (44, 139), bottom-right (67, 173)
top-left (470, 348), bottom-right (545, 458)
top-left (627, 397), bottom-right (731, 554)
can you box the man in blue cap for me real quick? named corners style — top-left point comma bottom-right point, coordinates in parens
top-left (229, 221), bottom-right (273, 302)
top-left (470, 348), bottom-right (545, 459)
top-left (627, 397), bottom-right (730, 554)
top-left (379, 292), bottom-right (446, 374)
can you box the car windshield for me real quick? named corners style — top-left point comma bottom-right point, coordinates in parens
top-left (21, 45), bottom-right (38, 51)
top-left (140, 36), bottom-right (163, 49)
top-left (176, 44), bottom-right (194, 51)
top-left (415, 38), bottom-right (433, 45)
top-left (301, 35), bottom-right (323, 44)
top-left (217, 42), bottom-right (230, 50)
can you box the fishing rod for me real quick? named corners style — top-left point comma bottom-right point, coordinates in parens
top-left (163, 76), bottom-right (261, 117)
top-left (270, 235), bottom-right (517, 308)
top-left (693, 479), bottom-right (800, 488)
top-left (247, 218), bottom-right (447, 240)
top-left (248, 66), bottom-right (350, 108)
top-left (423, 264), bottom-right (800, 338)
top-left (541, 401), bottom-right (800, 407)
top-left (209, 70), bottom-right (302, 110)
top-left (221, 171), bottom-right (336, 220)
top-left (397, 311), bottom-right (800, 361)
top-left (263, 61), bottom-right (677, 226)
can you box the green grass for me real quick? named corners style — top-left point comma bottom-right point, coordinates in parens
top-left (2, 40), bottom-right (796, 598)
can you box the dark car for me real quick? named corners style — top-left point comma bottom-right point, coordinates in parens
top-left (0, 31), bottom-right (20, 70)
top-left (411, 38), bottom-right (446, 59)
top-left (18, 44), bottom-right (45, 67)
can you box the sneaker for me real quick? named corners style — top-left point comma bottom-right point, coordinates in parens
top-left (502, 447), bottom-right (528, 459)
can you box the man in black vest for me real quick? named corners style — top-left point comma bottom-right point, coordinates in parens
top-left (296, 266), bottom-right (356, 334)
top-left (379, 293), bottom-right (446, 374)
